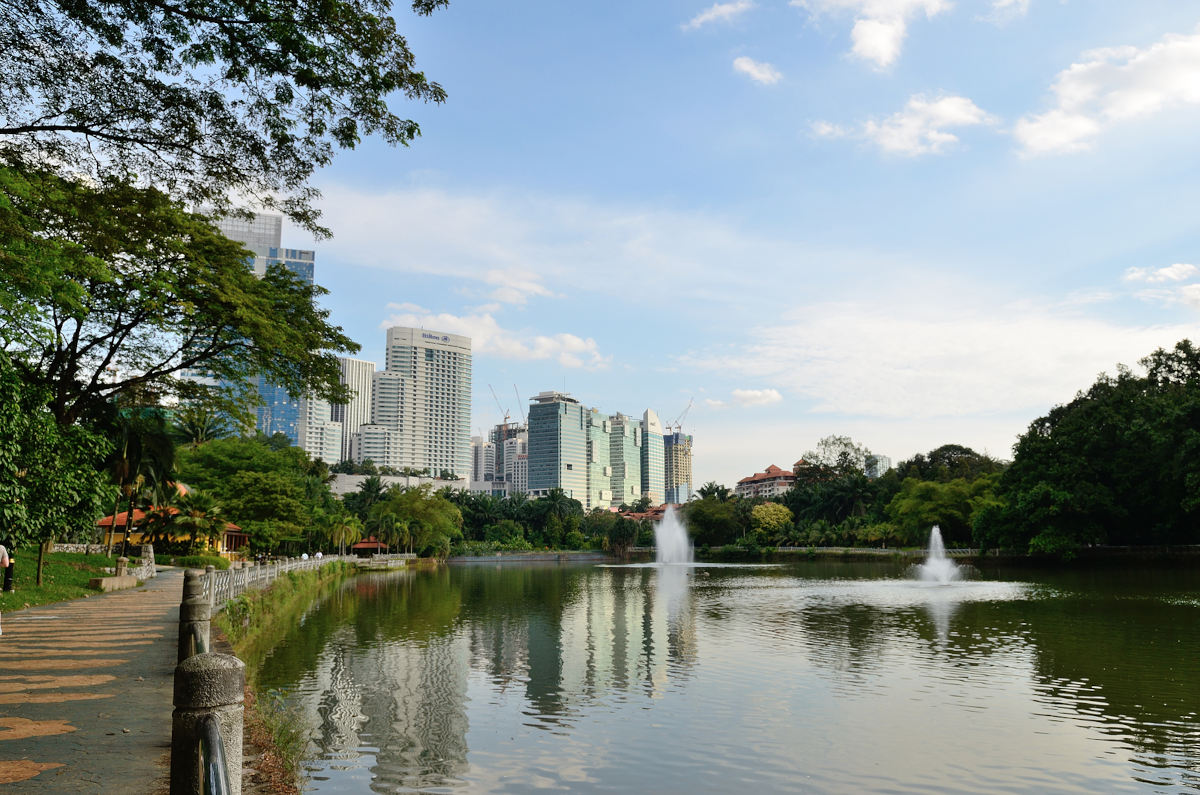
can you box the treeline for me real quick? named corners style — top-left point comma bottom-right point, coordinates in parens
top-left (687, 340), bottom-right (1200, 557)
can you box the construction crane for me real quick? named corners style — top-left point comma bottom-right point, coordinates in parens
top-left (669, 398), bottom-right (694, 434)
top-left (514, 385), bottom-right (526, 425)
top-left (488, 384), bottom-right (510, 429)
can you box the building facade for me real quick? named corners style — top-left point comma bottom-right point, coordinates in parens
top-left (298, 396), bottom-right (344, 464)
top-left (663, 431), bottom-right (693, 504)
top-left (735, 465), bottom-right (796, 499)
top-left (527, 391), bottom-right (588, 504)
top-left (210, 212), bottom-right (316, 445)
top-left (335, 357), bottom-right (375, 463)
top-left (609, 413), bottom-right (643, 507)
top-left (640, 409), bottom-right (665, 505)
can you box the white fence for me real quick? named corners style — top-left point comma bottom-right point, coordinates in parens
top-left (200, 555), bottom-right (352, 612)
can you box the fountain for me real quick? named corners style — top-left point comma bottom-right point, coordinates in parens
top-left (916, 525), bottom-right (961, 584)
top-left (655, 506), bottom-right (693, 565)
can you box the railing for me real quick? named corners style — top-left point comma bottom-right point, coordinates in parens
top-left (198, 714), bottom-right (233, 795)
top-left (202, 555), bottom-right (350, 613)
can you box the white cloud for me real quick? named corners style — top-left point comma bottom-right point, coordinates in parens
top-left (1123, 263), bottom-right (1198, 283)
top-left (683, 0), bottom-right (754, 31)
top-left (704, 398), bottom-right (728, 408)
top-left (791, 0), bottom-right (951, 68)
top-left (985, 0), bottom-right (1029, 24)
top-left (681, 299), bottom-right (1196, 420)
top-left (732, 388), bottom-right (784, 406)
top-left (381, 304), bottom-right (610, 369)
top-left (481, 268), bottom-right (556, 305)
top-left (733, 56), bottom-right (783, 84)
top-left (1016, 28), bottom-right (1200, 155)
top-left (815, 94), bottom-right (996, 155)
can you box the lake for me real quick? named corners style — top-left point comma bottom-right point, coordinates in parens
top-left (257, 560), bottom-right (1200, 793)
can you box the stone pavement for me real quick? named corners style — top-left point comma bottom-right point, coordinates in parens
top-left (0, 569), bottom-right (183, 793)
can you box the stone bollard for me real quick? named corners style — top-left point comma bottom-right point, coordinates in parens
top-left (171, 652), bottom-right (244, 795)
top-left (183, 569), bottom-right (204, 600)
top-left (178, 597), bottom-right (211, 663)
top-left (142, 544), bottom-right (157, 578)
top-left (116, 557), bottom-right (128, 577)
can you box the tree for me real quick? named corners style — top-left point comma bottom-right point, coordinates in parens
top-left (978, 340), bottom-right (1200, 555)
top-left (0, 162), bottom-right (358, 427)
top-left (172, 406), bottom-right (230, 449)
top-left (0, 0), bottom-right (448, 233)
top-left (0, 354), bottom-right (111, 579)
top-left (894, 444), bottom-right (1006, 483)
top-left (171, 491), bottom-right (228, 553)
top-left (696, 481), bottom-right (732, 501)
top-left (750, 502), bottom-right (793, 542)
top-left (101, 408), bottom-right (177, 557)
top-left (222, 470), bottom-right (308, 553)
top-left (370, 485), bottom-right (462, 558)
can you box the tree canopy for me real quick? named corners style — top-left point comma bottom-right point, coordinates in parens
top-left (0, 0), bottom-right (448, 233)
top-left (976, 340), bottom-right (1200, 554)
top-left (0, 161), bottom-right (358, 426)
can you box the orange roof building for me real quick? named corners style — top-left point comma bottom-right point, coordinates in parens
top-left (734, 465), bottom-right (795, 499)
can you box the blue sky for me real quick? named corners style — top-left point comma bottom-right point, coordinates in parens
top-left (288, 0), bottom-right (1200, 487)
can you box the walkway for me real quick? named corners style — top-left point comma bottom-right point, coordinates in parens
top-left (0, 569), bottom-right (183, 793)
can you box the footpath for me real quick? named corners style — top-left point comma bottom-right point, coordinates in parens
top-left (0, 569), bottom-right (182, 793)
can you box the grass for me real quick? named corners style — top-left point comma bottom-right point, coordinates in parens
top-left (0, 549), bottom-right (132, 613)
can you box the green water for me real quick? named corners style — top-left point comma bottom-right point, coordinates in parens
top-left (257, 561), bottom-right (1200, 793)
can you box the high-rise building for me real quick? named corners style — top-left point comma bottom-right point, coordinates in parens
top-left (865, 454), bottom-right (892, 479)
top-left (609, 413), bottom-right (643, 507)
top-left (586, 410), bottom-right (613, 510)
top-left (503, 434), bottom-right (529, 494)
top-left (335, 357), bottom-right (375, 463)
top-left (527, 391), bottom-right (588, 503)
top-left (471, 436), bottom-right (496, 482)
top-left (640, 409), bottom-right (665, 505)
top-left (663, 431), bottom-right (693, 504)
top-left (298, 396), bottom-right (343, 464)
top-left (354, 327), bottom-right (471, 477)
top-left (210, 212), bottom-right (316, 445)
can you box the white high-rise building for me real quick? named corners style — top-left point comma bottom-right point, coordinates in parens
top-left (335, 357), bottom-right (375, 463)
top-left (471, 436), bottom-right (496, 482)
top-left (354, 327), bottom-right (472, 477)
top-left (298, 396), bottom-right (344, 465)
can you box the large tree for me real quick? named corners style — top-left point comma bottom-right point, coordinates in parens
top-left (976, 341), bottom-right (1200, 554)
top-left (0, 162), bottom-right (358, 426)
top-left (0, 0), bottom-right (447, 233)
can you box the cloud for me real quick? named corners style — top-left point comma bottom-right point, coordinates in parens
top-left (733, 56), bottom-right (783, 84)
top-left (815, 94), bottom-right (996, 155)
top-left (481, 268), bottom-right (556, 305)
top-left (1015, 28), bottom-right (1200, 155)
top-left (791, 0), bottom-right (951, 68)
top-left (681, 299), bottom-right (1196, 420)
top-left (732, 388), bottom-right (784, 406)
top-left (381, 304), bottom-right (610, 369)
top-left (704, 398), bottom-right (728, 408)
top-left (683, 0), bottom-right (754, 31)
top-left (1123, 263), bottom-right (1198, 283)
top-left (984, 0), bottom-right (1029, 24)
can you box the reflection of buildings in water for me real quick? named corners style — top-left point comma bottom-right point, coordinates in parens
top-left (299, 628), bottom-right (472, 791)
top-left (555, 568), bottom-right (698, 704)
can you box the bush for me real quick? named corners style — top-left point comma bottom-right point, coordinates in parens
top-left (173, 554), bottom-right (230, 570)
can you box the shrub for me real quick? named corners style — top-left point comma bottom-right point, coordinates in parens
top-left (173, 554), bottom-right (230, 570)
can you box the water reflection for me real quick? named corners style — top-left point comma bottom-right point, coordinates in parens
top-left (256, 562), bottom-right (1200, 793)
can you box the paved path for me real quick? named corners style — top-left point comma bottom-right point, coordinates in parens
top-left (0, 569), bottom-right (183, 793)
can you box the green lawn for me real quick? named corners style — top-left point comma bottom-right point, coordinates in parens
top-left (0, 549), bottom-right (132, 612)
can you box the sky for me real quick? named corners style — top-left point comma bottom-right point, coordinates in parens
top-left (285, 0), bottom-right (1200, 488)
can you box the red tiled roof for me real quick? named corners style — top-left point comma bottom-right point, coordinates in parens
top-left (738, 465), bottom-right (796, 484)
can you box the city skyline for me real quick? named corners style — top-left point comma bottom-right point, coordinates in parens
top-left (272, 1), bottom-right (1197, 487)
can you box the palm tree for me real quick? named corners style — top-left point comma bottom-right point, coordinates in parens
top-left (172, 491), bottom-right (226, 553)
top-left (328, 515), bottom-right (364, 556)
top-left (171, 406), bottom-right (229, 448)
top-left (697, 481), bottom-right (732, 502)
top-left (104, 409), bottom-right (177, 557)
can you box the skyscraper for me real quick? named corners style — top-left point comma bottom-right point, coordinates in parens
top-left (354, 327), bottom-right (472, 477)
top-left (334, 357), bottom-right (375, 463)
top-left (640, 409), bottom-right (665, 505)
top-left (527, 391), bottom-right (588, 503)
top-left (609, 413), bottom-right (643, 507)
top-left (663, 431), bottom-right (693, 504)
top-left (210, 212), bottom-right (316, 445)
top-left (298, 396), bottom-right (343, 464)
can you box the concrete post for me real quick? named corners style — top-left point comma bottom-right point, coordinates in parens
top-left (116, 557), bottom-right (128, 577)
top-left (205, 565), bottom-right (216, 609)
top-left (183, 569), bottom-right (204, 601)
top-left (171, 652), bottom-right (244, 795)
top-left (178, 596), bottom-right (211, 663)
